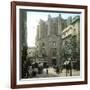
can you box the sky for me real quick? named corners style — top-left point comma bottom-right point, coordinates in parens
top-left (27, 11), bottom-right (80, 47)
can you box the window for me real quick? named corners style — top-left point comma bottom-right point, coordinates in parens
top-left (74, 28), bottom-right (76, 31)
top-left (51, 48), bottom-right (57, 56)
top-left (42, 42), bottom-right (45, 47)
top-left (41, 48), bottom-right (46, 57)
top-left (53, 41), bottom-right (56, 46)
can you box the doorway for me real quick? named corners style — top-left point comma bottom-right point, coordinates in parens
top-left (52, 59), bottom-right (56, 66)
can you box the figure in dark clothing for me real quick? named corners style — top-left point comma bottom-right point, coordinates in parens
top-left (32, 68), bottom-right (37, 77)
top-left (56, 66), bottom-right (60, 74)
top-left (22, 61), bottom-right (29, 78)
top-left (66, 62), bottom-right (71, 73)
top-left (38, 63), bottom-right (43, 74)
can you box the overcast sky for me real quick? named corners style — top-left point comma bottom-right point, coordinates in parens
top-left (27, 11), bottom-right (80, 47)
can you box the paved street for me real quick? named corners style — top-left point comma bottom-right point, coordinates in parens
top-left (35, 67), bottom-right (80, 78)
top-left (49, 67), bottom-right (80, 76)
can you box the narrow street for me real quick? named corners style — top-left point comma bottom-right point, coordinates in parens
top-left (35, 67), bottom-right (80, 78)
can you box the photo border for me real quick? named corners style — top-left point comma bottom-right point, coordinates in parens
top-left (11, 1), bottom-right (88, 89)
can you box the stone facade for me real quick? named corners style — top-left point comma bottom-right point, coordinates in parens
top-left (27, 47), bottom-right (36, 63)
top-left (62, 16), bottom-right (80, 53)
top-left (35, 14), bottom-right (80, 67)
top-left (20, 10), bottom-right (27, 49)
top-left (20, 10), bottom-right (27, 78)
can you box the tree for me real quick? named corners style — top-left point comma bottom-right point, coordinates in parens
top-left (61, 35), bottom-right (80, 70)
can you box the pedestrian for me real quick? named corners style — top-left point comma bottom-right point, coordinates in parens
top-left (43, 68), bottom-right (47, 75)
top-left (46, 68), bottom-right (48, 74)
top-left (46, 63), bottom-right (49, 74)
top-left (28, 66), bottom-right (33, 78)
top-left (56, 66), bottom-right (60, 74)
top-left (32, 68), bottom-right (37, 77)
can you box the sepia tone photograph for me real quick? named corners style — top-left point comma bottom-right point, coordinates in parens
top-left (11, 1), bottom-right (87, 88)
top-left (20, 9), bottom-right (80, 79)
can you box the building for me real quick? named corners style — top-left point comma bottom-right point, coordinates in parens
top-left (35, 14), bottom-right (80, 67)
top-left (62, 16), bottom-right (80, 56)
top-left (20, 10), bottom-right (27, 78)
top-left (20, 10), bottom-right (27, 62)
top-left (36, 14), bottom-right (69, 66)
top-left (61, 16), bottom-right (80, 69)
top-left (72, 16), bottom-right (80, 48)
top-left (27, 47), bottom-right (36, 57)
top-left (20, 10), bottom-right (27, 49)
top-left (27, 47), bottom-right (36, 63)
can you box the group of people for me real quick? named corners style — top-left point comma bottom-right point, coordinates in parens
top-left (22, 60), bottom-right (72, 78)
top-left (22, 61), bottom-right (49, 78)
